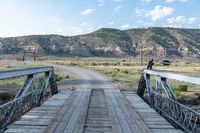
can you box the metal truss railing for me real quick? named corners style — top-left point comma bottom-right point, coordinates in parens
top-left (0, 66), bottom-right (58, 132)
top-left (137, 69), bottom-right (200, 133)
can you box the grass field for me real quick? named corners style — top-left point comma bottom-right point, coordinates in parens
top-left (1, 58), bottom-right (200, 105)
top-left (51, 59), bottom-right (200, 105)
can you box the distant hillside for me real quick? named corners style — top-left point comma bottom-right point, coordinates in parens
top-left (0, 27), bottom-right (200, 58)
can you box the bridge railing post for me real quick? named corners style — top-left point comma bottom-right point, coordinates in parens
top-left (137, 73), bottom-right (146, 97)
top-left (49, 68), bottom-right (58, 95)
top-left (144, 74), bottom-right (154, 107)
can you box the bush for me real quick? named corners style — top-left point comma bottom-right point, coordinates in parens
top-left (173, 84), bottom-right (188, 92)
top-left (69, 62), bottom-right (78, 66)
top-left (91, 62), bottom-right (96, 66)
top-left (65, 75), bottom-right (70, 79)
top-left (0, 93), bottom-right (14, 101)
top-left (122, 69), bottom-right (129, 74)
top-left (55, 74), bottom-right (63, 82)
top-left (178, 84), bottom-right (188, 91)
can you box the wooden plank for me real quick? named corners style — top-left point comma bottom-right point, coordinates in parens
top-left (5, 128), bottom-right (45, 133)
top-left (47, 91), bottom-right (78, 133)
top-left (104, 89), bottom-right (123, 133)
top-left (64, 89), bottom-right (89, 133)
top-left (5, 90), bottom-right (73, 133)
top-left (124, 93), bottom-right (183, 133)
top-left (108, 90), bottom-right (133, 133)
top-left (84, 89), bottom-right (112, 133)
top-left (21, 115), bottom-right (55, 120)
top-left (151, 129), bottom-right (183, 133)
top-left (73, 89), bottom-right (91, 133)
top-left (113, 90), bottom-right (152, 133)
top-left (13, 119), bottom-right (52, 126)
top-left (52, 90), bottom-right (83, 133)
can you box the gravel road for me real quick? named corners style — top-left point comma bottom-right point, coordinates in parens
top-left (30, 61), bottom-right (115, 90)
top-left (0, 60), bottom-right (115, 90)
top-left (53, 65), bottom-right (115, 90)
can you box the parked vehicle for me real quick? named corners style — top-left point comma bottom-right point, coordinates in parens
top-left (161, 60), bottom-right (171, 65)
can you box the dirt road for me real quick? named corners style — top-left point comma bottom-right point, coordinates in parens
top-left (0, 60), bottom-right (115, 90)
top-left (26, 60), bottom-right (115, 90)
top-left (54, 65), bottom-right (115, 90)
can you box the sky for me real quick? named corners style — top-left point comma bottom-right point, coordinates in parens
top-left (0, 0), bottom-right (199, 37)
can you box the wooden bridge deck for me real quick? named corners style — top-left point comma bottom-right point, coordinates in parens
top-left (5, 89), bottom-right (183, 133)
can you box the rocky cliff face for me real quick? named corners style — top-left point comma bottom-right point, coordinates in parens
top-left (0, 27), bottom-right (200, 58)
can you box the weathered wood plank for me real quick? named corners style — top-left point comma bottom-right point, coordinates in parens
top-left (113, 90), bottom-right (152, 133)
top-left (124, 92), bottom-right (183, 133)
top-left (108, 90), bottom-right (133, 133)
top-left (84, 89), bottom-right (112, 133)
top-left (5, 128), bottom-right (45, 133)
top-left (6, 89), bottom-right (184, 133)
top-left (73, 89), bottom-right (91, 133)
top-left (64, 90), bottom-right (89, 133)
top-left (105, 89), bottom-right (123, 133)
top-left (47, 91), bottom-right (78, 133)
top-left (5, 89), bottom-right (73, 133)
top-left (52, 90), bottom-right (82, 133)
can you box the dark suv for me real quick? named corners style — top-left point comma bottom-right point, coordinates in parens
top-left (161, 60), bottom-right (171, 65)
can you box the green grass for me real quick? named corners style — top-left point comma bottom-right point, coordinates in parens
top-left (89, 65), bottom-right (144, 91)
top-left (50, 59), bottom-right (200, 92)
top-left (51, 60), bottom-right (142, 67)
top-left (172, 84), bottom-right (188, 97)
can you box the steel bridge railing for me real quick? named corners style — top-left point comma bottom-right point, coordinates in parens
top-left (0, 66), bottom-right (58, 132)
top-left (137, 69), bottom-right (200, 133)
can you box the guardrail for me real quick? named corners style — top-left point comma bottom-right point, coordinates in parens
top-left (137, 69), bottom-right (200, 133)
top-left (0, 66), bottom-right (58, 132)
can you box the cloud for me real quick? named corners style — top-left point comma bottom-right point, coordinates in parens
top-left (134, 7), bottom-right (146, 16)
top-left (188, 17), bottom-right (197, 24)
top-left (81, 8), bottom-right (96, 15)
top-left (114, 5), bottom-right (121, 12)
top-left (108, 22), bottom-right (114, 25)
top-left (167, 16), bottom-right (197, 24)
top-left (134, 6), bottom-right (174, 21)
top-left (145, 5), bottom-right (174, 21)
top-left (166, 0), bottom-right (187, 3)
top-left (121, 24), bottom-right (130, 29)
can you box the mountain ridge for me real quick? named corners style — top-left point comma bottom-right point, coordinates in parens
top-left (0, 27), bottom-right (200, 58)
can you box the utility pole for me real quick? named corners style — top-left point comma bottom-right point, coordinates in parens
top-left (140, 47), bottom-right (143, 65)
top-left (0, 47), bottom-right (2, 60)
top-left (22, 51), bottom-right (25, 61)
top-left (140, 41), bottom-right (145, 65)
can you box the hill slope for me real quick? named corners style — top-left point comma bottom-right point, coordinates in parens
top-left (0, 27), bottom-right (200, 58)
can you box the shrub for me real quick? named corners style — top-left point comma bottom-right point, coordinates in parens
top-left (65, 75), bottom-right (70, 79)
top-left (173, 84), bottom-right (188, 93)
top-left (55, 74), bottom-right (63, 82)
top-left (178, 84), bottom-right (188, 92)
